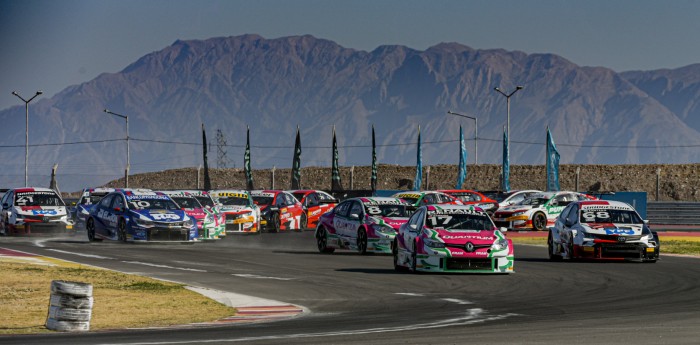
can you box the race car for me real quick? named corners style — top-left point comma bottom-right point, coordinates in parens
top-left (439, 189), bottom-right (500, 214)
top-left (492, 191), bottom-right (594, 231)
top-left (251, 190), bottom-right (304, 232)
top-left (548, 200), bottom-right (659, 262)
top-left (86, 190), bottom-right (197, 242)
top-left (390, 191), bottom-right (462, 207)
top-left (71, 188), bottom-right (153, 230)
top-left (209, 189), bottom-right (260, 234)
top-left (289, 190), bottom-right (337, 230)
top-left (160, 190), bottom-right (219, 240)
top-left (481, 190), bottom-right (542, 208)
top-left (315, 197), bottom-right (412, 254)
top-left (179, 190), bottom-right (226, 237)
top-left (393, 204), bottom-right (514, 273)
top-left (0, 187), bottom-right (74, 236)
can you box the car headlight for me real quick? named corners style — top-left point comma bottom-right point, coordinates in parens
top-left (80, 208), bottom-right (90, 215)
top-left (491, 238), bottom-right (509, 251)
top-left (373, 224), bottom-right (395, 235)
top-left (424, 238), bottom-right (445, 248)
top-left (511, 211), bottom-right (527, 217)
top-left (135, 217), bottom-right (154, 228)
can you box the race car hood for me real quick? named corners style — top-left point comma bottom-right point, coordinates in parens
top-left (428, 228), bottom-right (499, 246)
top-left (219, 205), bottom-right (254, 213)
top-left (370, 216), bottom-right (409, 230)
top-left (496, 205), bottom-right (535, 214)
top-left (584, 223), bottom-right (643, 236)
top-left (182, 209), bottom-right (206, 220)
top-left (131, 209), bottom-right (187, 222)
top-left (15, 206), bottom-right (67, 217)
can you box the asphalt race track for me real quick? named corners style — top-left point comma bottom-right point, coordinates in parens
top-left (1, 232), bottom-right (699, 345)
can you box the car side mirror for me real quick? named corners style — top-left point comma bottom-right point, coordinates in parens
top-left (350, 213), bottom-right (360, 220)
top-left (409, 224), bottom-right (418, 232)
top-left (564, 219), bottom-right (574, 227)
top-left (643, 219), bottom-right (649, 224)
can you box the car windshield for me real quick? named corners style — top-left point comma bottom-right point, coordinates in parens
top-left (519, 197), bottom-right (550, 207)
top-left (450, 193), bottom-right (479, 203)
top-left (252, 196), bottom-right (273, 206)
top-left (365, 204), bottom-right (410, 217)
top-left (127, 197), bottom-right (179, 210)
top-left (482, 191), bottom-right (512, 203)
top-left (426, 213), bottom-right (494, 231)
top-left (220, 197), bottom-right (250, 206)
top-left (15, 192), bottom-right (65, 207)
top-left (80, 193), bottom-right (108, 205)
top-left (580, 209), bottom-right (643, 224)
top-left (292, 193), bottom-right (305, 202)
top-left (194, 196), bottom-right (215, 208)
top-left (171, 196), bottom-right (202, 209)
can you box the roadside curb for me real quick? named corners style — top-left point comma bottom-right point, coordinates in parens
top-left (0, 247), bottom-right (307, 328)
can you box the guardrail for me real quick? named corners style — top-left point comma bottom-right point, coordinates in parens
top-left (647, 202), bottom-right (700, 231)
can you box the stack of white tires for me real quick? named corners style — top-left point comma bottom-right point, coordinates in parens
top-left (45, 280), bottom-right (93, 332)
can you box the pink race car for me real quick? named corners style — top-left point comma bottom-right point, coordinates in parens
top-left (394, 204), bottom-right (514, 273)
top-left (315, 197), bottom-right (413, 254)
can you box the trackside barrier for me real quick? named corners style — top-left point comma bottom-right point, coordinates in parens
top-left (45, 280), bottom-right (93, 332)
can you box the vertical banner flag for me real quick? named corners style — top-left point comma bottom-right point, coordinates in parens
top-left (413, 125), bottom-right (422, 191)
top-left (546, 127), bottom-right (561, 191)
top-left (244, 126), bottom-right (254, 190)
top-left (202, 123), bottom-right (211, 190)
top-left (331, 125), bottom-right (343, 191)
top-left (291, 126), bottom-right (302, 189)
top-left (371, 125), bottom-right (377, 195)
top-left (456, 125), bottom-right (467, 189)
top-left (502, 126), bottom-right (510, 191)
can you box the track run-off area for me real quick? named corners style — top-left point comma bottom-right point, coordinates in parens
top-left (1, 231), bottom-right (699, 345)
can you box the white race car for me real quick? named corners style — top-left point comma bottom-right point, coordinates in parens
top-left (548, 200), bottom-right (659, 262)
top-left (1, 187), bottom-right (74, 235)
top-left (209, 190), bottom-right (260, 234)
top-left (492, 191), bottom-right (594, 231)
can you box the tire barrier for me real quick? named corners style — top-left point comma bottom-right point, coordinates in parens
top-left (45, 280), bottom-right (93, 332)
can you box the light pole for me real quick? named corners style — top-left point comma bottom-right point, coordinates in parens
top-left (494, 86), bottom-right (523, 191)
top-left (493, 86), bottom-right (524, 161)
top-left (447, 111), bottom-right (478, 165)
top-left (11, 90), bottom-right (43, 186)
top-left (103, 109), bottom-right (130, 188)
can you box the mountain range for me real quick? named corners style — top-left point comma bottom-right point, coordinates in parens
top-left (1, 34), bottom-right (699, 192)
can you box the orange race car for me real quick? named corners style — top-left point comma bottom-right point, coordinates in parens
top-left (251, 190), bottom-right (305, 232)
top-left (439, 189), bottom-right (500, 214)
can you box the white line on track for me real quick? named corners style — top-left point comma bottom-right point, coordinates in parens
top-left (394, 292), bottom-right (424, 297)
top-left (442, 298), bottom-right (473, 305)
top-left (93, 308), bottom-right (519, 345)
top-left (232, 273), bottom-right (295, 281)
top-left (46, 249), bottom-right (113, 259)
top-left (121, 261), bottom-right (208, 272)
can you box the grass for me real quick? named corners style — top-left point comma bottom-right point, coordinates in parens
top-left (0, 261), bottom-right (236, 334)
top-left (510, 235), bottom-right (700, 256)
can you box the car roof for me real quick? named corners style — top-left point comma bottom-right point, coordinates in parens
top-left (423, 204), bottom-right (487, 214)
top-left (577, 200), bottom-right (635, 210)
top-left (351, 197), bottom-right (411, 205)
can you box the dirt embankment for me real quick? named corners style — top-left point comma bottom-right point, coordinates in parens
top-left (96, 164), bottom-right (700, 202)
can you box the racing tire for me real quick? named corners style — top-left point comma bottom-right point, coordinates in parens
top-left (532, 212), bottom-right (547, 231)
top-left (117, 219), bottom-right (127, 242)
top-left (270, 213), bottom-right (281, 233)
top-left (298, 213), bottom-right (308, 232)
top-left (50, 294), bottom-right (94, 309)
top-left (316, 227), bottom-right (335, 254)
top-left (48, 306), bottom-right (92, 322)
top-left (86, 218), bottom-right (96, 242)
top-left (410, 242), bottom-right (418, 273)
top-left (45, 318), bottom-right (90, 332)
top-left (357, 228), bottom-right (368, 255)
top-left (51, 280), bottom-right (93, 298)
top-left (568, 240), bottom-right (577, 260)
top-left (393, 239), bottom-right (406, 272)
top-left (547, 234), bottom-right (562, 261)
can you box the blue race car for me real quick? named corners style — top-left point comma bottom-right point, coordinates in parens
top-left (85, 190), bottom-right (197, 242)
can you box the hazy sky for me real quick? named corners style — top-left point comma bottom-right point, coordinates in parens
top-left (1, 0), bottom-right (699, 111)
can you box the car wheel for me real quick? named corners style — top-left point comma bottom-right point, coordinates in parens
top-left (533, 212), bottom-right (547, 231)
top-left (548, 233), bottom-right (562, 261)
top-left (410, 242), bottom-right (418, 273)
top-left (393, 239), bottom-right (406, 272)
top-left (568, 239), bottom-right (576, 260)
top-left (357, 228), bottom-right (368, 255)
top-left (299, 213), bottom-right (308, 232)
top-left (270, 213), bottom-right (281, 233)
top-left (316, 227), bottom-right (335, 254)
top-left (86, 218), bottom-right (96, 242)
top-left (117, 219), bottom-right (127, 242)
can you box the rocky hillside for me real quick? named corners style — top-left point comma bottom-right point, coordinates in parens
top-left (97, 163), bottom-right (700, 202)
